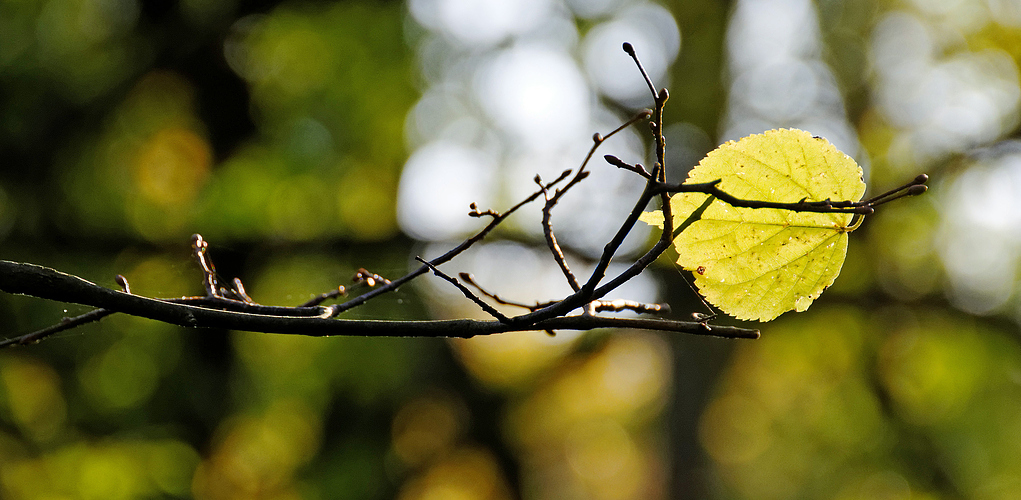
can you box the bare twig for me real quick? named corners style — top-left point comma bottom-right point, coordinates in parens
top-left (459, 272), bottom-right (554, 312)
top-left (416, 257), bottom-right (510, 322)
top-left (300, 287), bottom-right (348, 308)
top-left (572, 45), bottom-right (673, 313)
top-left (0, 260), bottom-right (760, 341)
top-left (299, 268), bottom-right (391, 307)
top-left (862, 174), bottom-right (930, 206)
top-left (655, 174), bottom-right (929, 214)
top-left (192, 234), bottom-right (220, 297)
top-left (329, 169), bottom-right (573, 315)
top-left (538, 175), bottom-right (582, 291)
top-left (0, 43), bottom-right (928, 349)
top-left (604, 155), bottom-right (652, 179)
top-left (592, 299), bottom-right (669, 314)
top-left (459, 272), bottom-right (668, 316)
top-left (539, 110), bottom-right (652, 292)
top-left (1, 308), bottom-right (115, 347)
top-left (353, 268), bottom-right (390, 287)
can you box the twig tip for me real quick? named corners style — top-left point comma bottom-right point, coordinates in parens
top-left (115, 275), bottom-right (130, 294)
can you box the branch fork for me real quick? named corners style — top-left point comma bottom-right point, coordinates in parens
top-left (0, 43), bottom-right (929, 348)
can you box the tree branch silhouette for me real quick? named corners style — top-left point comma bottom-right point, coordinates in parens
top-left (0, 42), bottom-right (927, 348)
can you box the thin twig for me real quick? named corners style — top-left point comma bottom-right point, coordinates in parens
top-left (416, 257), bottom-right (510, 323)
top-left (591, 299), bottom-right (669, 314)
top-left (329, 169), bottom-right (573, 314)
top-left (604, 155), bottom-right (652, 179)
top-left (0, 272), bottom-right (139, 346)
top-left (1, 308), bottom-right (115, 347)
top-left (459, 272), bottom-right (668, 316)
top-left (539, 110), bottom-right (652, 292)
top-left (577, 49), bottom-right (671, 305)
top-left (862, 174), bottom-right (929, 206)
top-left (656, 177), bottom-right (927, 214)
top-left (623, 42), bottom-right (657, 99)
top-left (230, 278), bottom-right (255, 303)
top-left (192, 234), bottom-right (220, 297)
top-left (459, 272), bottom-right (555, 311)
top-left (0, 260), bottom-right (759, 340)
top-left (300, 268), bottom-right (391, 307)
top-left (300, 287), bottom-right (347, 307)
top-left (538, 175), bottom-right (582, 291)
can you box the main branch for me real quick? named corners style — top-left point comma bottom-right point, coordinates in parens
top-left (0, 261), bottom-right (759, 345)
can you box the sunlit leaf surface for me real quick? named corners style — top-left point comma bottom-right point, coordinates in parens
top-left (643, 129), bottom-right (866, 321)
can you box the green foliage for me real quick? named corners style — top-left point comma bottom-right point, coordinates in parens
top-left (643, 129), bottom-right (866, 321)
top-left (703, 306), bottom-right (1021, 499)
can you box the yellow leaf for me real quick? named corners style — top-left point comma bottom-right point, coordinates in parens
top-left (641, 129), bottom-right (866, 321)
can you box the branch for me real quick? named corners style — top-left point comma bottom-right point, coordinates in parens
top-left (0, 261), bottom-right (760, 344)
top-left (458, 272), bottom-right (668, 315)
top-left (416, 257), bottom-right (510, 322)
top-left (508, 45), bottom-right (676, 325)
top-left (539, 110), bottom-right (652, 291)
top-left (0, 42), bottom-right (929, 349)
top-left (299, 268), bottom-right (391, 307)
top-left (328, 169), bottom-right (573, 314)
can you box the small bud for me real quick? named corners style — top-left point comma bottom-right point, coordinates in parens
top-left (914, 174), bottom-right (929, 184)
top-left (115, 275), bottom-right (130, 294)
top-left (908, 184), bottom-right (927, 196)
top-left (592, 133), bottom-right (602, 142)
top-left (622, 42), bottom-right (635, 55)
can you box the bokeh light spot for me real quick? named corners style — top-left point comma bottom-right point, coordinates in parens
top-left (80, 341), bottom-right (159, 411)
top-left (475, 45), bottom-right (590, 149)
top-left (193, 400), bottom-right (322, 500)
top-left (409, 0), bottom-right (552, 48)
top-left (564, 418), bottom-right (633, 481)
top-left (396, 446), bottom-right (513, 500)
top-left (0, 356), bottom-right (67, 442)
top-left (397, 141), bottom-right (497, 241)
top-left (392, 393), bottom-right (465, 467)
top-left (938, 153), bottom-right (1021, 314)
top-left (878, 320), bottom-right (986, 425)
top-left (582, 3), bottom-right (680, 104)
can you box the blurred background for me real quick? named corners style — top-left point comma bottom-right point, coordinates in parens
top-left (2, 0), bottom-right (1021, 498)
